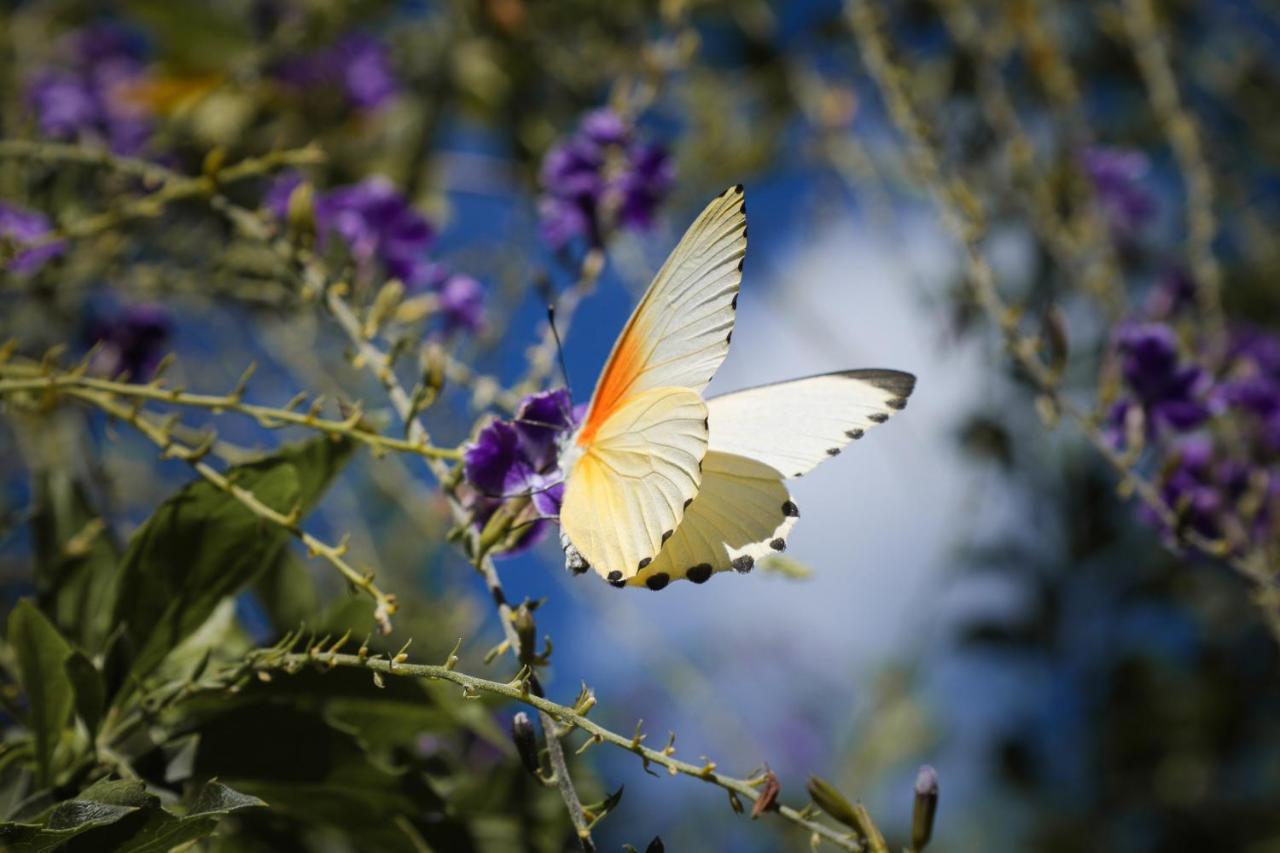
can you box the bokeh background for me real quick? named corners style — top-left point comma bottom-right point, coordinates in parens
top-left (2, 0), bottom-right (1280, 851)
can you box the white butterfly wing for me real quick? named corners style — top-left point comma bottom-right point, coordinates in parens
top-left (629, 450), bottom-right (798, 589)
top-left (706, 370), bottom-right (915, 479)
top-left (576, 184), bottom-right (746, 446)
top-left (560, 388), bottom-right (708, 584)
top-left (561, 187), bottom-right (748, 580)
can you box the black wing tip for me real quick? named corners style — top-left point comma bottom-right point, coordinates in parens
top-left (841, 369), bottom-right (917, 399)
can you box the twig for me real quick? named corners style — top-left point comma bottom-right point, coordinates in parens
top-left (1118, 0), bottom-right (1226, 344)
top-left (934, 0), bottom-right (1127, 316)
top-left (250, 649), bottom-right (862, 851)
top-left (11, 383), bottom-right (399, 632)
top-left (0, 362), bottom-right (461, 462)
top-left (14, 143), bottom-right (323, 252)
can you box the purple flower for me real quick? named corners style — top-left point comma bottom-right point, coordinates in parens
top-left (1083, 146), bottom-right (1156, 238)
top-left (265, 174), bottom-right (487, 337)
top-left (0, 203), bottom-right (65, 274)
top-left (1142, 437), bottom-right (1275, 549)
top-left (538, 108), bottom-right (674, 248)
top-left (436, 273), bottom-right (487, 336)
top-left (1219, 327), bottom-right (1280, 453)
top-left (25, 24), bottom-right (153, 155)
top-left (267, 173), bottom-right (437, 287)
top-left (462, 389), bottom-right (578, 554)
top-left (274, 34), bottom-right (398, 112)
top-left (320, 178), bottom-right (435, 285)
top-left (86, 303), bottom-right (172, 379)
top-left (1111, 323), bottom-right (1210, 442)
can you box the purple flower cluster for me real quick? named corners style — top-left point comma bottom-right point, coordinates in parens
top-left (1082, 146), bottom-right (1156, 239)
top-left (1108, 323), bottom-right (1210, 442)
top-left (0, 203), bottom-right (65, 275)
top-left (273, 34), bottom-right (398, 112)
top-left (1107, 275), bottom-right (1279, 550)
top-left (86, 303), bottom-right (172, 379)
top-left (267, 173), bottom-right (485, 335)
top-left (462, 389), bottom-right (580, 554)
top-left (26, 24), bottom-right (153, 155)
top-left (538, 109), bottom-right (674, 249)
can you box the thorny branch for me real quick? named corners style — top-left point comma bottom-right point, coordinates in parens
top-left (0, 374), bottom-right (399, 631)
top-left (0, 360), bottom-right (463, 462)
top-left (247, 644), bottom-right (866, 851)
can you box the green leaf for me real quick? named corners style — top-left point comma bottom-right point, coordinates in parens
top-left (109, 436), bottom-right (354, 693)
top-left (0, 804), bottom-right (139, 853)
top-left (31, 468), bottom-right (121, 653)
top-left (187, 701), bottom-right (466, 851)
top-left (7, 600), bottom-right (75, 787)
top-left (63, 652), bottom-right (105, 738)
top-left (18, 779), bottom-right (265, 853)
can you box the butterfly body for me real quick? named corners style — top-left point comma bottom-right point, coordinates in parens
top-left (557, 186), bottom-right (914, 589)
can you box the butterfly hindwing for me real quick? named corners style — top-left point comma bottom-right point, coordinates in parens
top-left (560, 387), bottom-right (708, 583)
top-left (630, 450), bottom-right (797, 589)
top-left (706, 369), bottom-right (915, 479)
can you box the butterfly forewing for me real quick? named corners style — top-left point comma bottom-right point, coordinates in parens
top-left (576, 185), bottom-right (747, 445)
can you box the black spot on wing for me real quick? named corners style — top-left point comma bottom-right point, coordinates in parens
top-left (683, 497), bottom-right (694, 510)
top-left (826, 447), bottom-right (841, 456)
top-left (687, 563), bottom-right (713, 584)
top-left (638, 557), bottom-right (652, 570)
top-left (732, 555), bottom-right (754, 573)
top-left (661, 529), bottom-right (673, 544)
top-left (645, 573), bottom-right (670, 591)
top-left (782, 501), bottom-right (800, 518)
top-left (868, 413), bottom-right (889, 424)
top-left (888, 397), bottom-right (908, 410)
top-left (491, 587), bottom-right (507, 608)
top-left (770, 538), bottom-right (786, 551)
top-left (607, 571), bottom-right (623, 582)
top-left (609, 579), bottom-right (627, 589)
top-left (846, 429), bottom-right (864, 440)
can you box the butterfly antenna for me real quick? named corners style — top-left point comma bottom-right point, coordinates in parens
top-left (547, 302), bottom-right (574, 407)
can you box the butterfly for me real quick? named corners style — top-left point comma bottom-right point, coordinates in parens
top-left (556, 185), bottom-right (915, 589)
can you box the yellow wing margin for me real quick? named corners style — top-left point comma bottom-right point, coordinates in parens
top-left (630, 451), bottom-right (798, 589)
top-left (560, 387), bottom-right (708, 584)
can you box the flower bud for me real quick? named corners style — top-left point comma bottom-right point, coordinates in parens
top-left (805, 775), bottom-right (859, 830)
top-left (911, 764), bottom-right (939, 850)
top-left (511, 711), bottom-right (539, 777)
top-left (513, 603), bottom-right (537, 660)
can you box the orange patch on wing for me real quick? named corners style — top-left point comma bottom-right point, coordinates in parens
top-left (578, 321), bottom-right (644, 445)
